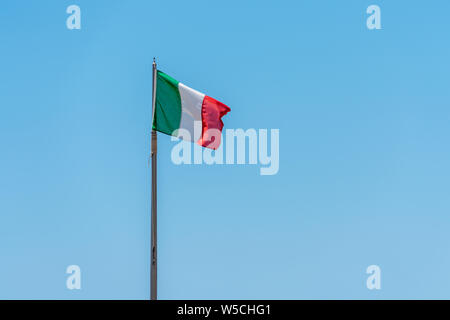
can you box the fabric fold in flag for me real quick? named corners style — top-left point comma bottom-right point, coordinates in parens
top-left (152, 70), bottom-right (231, 149)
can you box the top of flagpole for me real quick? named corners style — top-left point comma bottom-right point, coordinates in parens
top-left (151, 58), bottom-right (157, 129)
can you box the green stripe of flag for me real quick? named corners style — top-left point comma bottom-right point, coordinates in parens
top-left (152, 70), bottom-right (182, 135)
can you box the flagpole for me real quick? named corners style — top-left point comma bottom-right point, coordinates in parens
top-left (151, 58), bottom-right (158, 300)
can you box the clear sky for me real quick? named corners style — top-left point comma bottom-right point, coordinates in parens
top-left (1, 0), bottom-right (450, 299)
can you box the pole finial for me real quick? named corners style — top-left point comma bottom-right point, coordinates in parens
top-left (153, 57), bottom-right (156, 64)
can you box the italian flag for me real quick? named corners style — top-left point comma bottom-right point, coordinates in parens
top-left (152, 70), bottom-right (231, 149)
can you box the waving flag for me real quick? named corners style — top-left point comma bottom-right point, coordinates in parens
top-left (152, 70), bottom-right (231, 149)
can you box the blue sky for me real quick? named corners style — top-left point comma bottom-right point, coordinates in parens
top-left (1, 0), bottom-right (450, 299)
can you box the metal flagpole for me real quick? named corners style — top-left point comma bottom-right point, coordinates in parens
top-left (150, 58), bottom-right (158, 300)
